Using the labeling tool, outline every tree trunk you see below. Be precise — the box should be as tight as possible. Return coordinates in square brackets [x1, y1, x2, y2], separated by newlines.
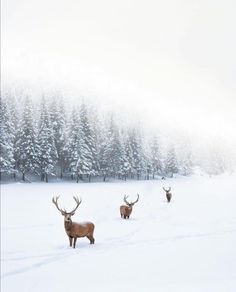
[45, 173, 48, 183]
[22, 172, 25, 181]
[60, 164, 63, 179]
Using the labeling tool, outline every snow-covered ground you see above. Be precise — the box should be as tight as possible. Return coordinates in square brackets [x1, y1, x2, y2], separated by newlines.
[1, 174, 236, 292]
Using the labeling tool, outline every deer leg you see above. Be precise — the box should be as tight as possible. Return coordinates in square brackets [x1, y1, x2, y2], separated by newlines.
[69, 236, 73, 247]
[87, 235, 95, 244]
[73, 237, 77, 248]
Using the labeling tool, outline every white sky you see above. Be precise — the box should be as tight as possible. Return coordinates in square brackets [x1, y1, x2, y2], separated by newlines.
[2, 0, 236, 140]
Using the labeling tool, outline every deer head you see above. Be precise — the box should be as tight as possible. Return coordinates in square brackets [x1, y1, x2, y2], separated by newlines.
[163, 187, 171, 193]
[52, 195, 82, 222]
[123, 194, 139, 207]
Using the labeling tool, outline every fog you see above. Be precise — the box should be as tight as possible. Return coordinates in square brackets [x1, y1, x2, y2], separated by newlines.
[2, 0, 236, 143]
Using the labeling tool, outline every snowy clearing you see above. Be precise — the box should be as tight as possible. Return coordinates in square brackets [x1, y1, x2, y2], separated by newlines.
[1, 174, 236, 292]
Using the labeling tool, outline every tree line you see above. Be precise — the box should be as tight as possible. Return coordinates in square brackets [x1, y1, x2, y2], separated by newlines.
[0, 93, 228, 182]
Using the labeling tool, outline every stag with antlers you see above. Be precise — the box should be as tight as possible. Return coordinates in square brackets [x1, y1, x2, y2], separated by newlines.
[163, 187, 172, 203]
[120, 194, 139, 219]
[52, 196, 95, 248]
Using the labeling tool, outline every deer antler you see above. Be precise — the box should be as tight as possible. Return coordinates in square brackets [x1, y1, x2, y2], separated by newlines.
[67, 196, 82, 215]
[124, 194, 139, 205]
[52, 196, 65, 214]
[52, 196, 82, 215]
[124, 195, 130, 205]
[163, 187, 171, 192]
[132, 194, 139, 204]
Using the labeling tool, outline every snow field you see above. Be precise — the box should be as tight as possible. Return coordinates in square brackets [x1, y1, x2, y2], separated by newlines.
[1, 174, 236, 292]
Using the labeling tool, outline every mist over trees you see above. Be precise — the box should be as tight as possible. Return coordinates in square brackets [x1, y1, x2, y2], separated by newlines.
[0, 92, 235, 182]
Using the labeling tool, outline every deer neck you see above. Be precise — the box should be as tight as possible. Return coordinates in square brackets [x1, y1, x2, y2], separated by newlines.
[64, 219, 73, 231]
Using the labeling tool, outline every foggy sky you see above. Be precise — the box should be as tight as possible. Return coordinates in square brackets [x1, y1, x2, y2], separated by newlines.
[2, 0, 236, 140]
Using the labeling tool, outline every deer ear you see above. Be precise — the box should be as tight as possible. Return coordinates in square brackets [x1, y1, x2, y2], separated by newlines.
[61, 211, 65, 216]
[71, 212, 75, 216]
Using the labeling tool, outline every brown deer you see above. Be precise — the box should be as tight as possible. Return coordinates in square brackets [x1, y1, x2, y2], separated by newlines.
[52, 196, 95, 248]
[163, 187, 172, 202]
[120, 194, 139, 219]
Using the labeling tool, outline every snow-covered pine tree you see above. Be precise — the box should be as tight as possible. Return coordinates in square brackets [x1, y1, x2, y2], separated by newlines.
[142, 147, 152, 180]
[88, 105, 101, 178]
[6, 94, 19, 179]
[49, 96, 67, 178]
[124, 131, 135, 179]
[119, 130, 131, 180]
[164, 144, 178, 177]
[98, 126, 111, 181]
[65, 107, 82, 181]
[38, 96, 58, 182]
[99, 116, 124, 181]
[77, 103, 98, 182]
[127, 128, 144, 180]
[14, 96, 39, 181]
[150, 135, 163, 179]
[178, 149, 193, 176]
[0, 98, 15, 179]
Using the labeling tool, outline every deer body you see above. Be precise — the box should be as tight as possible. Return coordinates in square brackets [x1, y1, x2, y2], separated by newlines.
[163, 187, 172, 203]
[120, 194, 139, 219]
[64, 220, 95, 248]
[120, 205, 133, 219]
[52, 196, 95, 248]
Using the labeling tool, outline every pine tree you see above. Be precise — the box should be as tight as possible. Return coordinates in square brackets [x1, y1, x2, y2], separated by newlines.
[65, 108, 82, 181]
[77, 103, 98, 181]
[119, 130, 131, 180]
[0, 98, 15, 179]
[7, 94, 19, 178]
[98, 116, 124, 181]
[98, 119, 113, 181]
[108, 117, 123, 177]
[49, 97, 67, 178]
[178, 150, 193, 176]
[150, 136, 163, 178]
[164, 145, 178, 177]
[128, 128, 144, 180]
[124, 132, 135, 179]
[38, 97, 58, 182]
[15, 96, 39, 181]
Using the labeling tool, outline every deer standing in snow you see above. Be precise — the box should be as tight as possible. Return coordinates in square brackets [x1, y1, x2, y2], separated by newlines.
[120, 194, 139, 219]
[163, 187, 172, 202]
[52, 196, 95, 248]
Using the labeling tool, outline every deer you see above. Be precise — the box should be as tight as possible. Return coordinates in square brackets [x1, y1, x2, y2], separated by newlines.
[120, 194, 139, 219]
[52, 196, 95, 248]
[163, 187, 172, 202]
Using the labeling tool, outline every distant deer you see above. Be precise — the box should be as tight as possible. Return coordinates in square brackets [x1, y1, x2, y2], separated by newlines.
[120, 194, 139, 219]
[163, 187, 172, 202]
[52, 196, 95, 248]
